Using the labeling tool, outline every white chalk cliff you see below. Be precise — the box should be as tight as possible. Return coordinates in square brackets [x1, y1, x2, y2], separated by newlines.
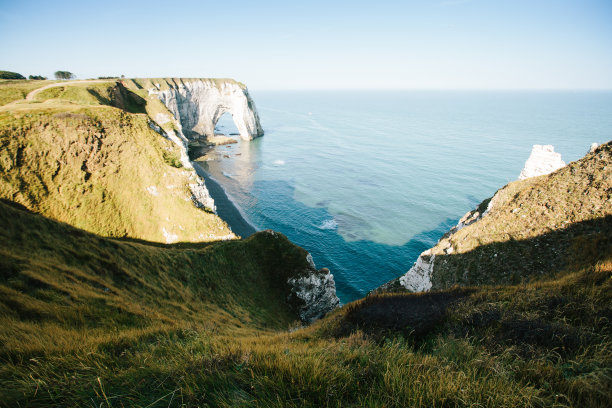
[258, 230, 339, 323]
[152, 79, 264, 141]
[287, 249, 340, 323]
[148, 81, 338, 321]
[518, 145, 565, 180]
[147, 79, 264, 214]
[399, 253, 435, 292]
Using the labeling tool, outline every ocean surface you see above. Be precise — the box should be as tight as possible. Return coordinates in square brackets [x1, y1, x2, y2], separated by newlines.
[194, 91, 612, 303]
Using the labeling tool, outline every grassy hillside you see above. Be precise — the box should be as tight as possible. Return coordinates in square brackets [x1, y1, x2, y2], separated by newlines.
[1, 199, 610, 407]
[430, 142, 611, 288]
[383, 142, 611, 292]
[0, 81, 234, 243]
[0, 79, 57, 106]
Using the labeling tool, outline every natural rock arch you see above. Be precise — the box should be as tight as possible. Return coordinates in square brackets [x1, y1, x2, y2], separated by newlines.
[214, 111, 240, 135]
[156, 79, 264, 141]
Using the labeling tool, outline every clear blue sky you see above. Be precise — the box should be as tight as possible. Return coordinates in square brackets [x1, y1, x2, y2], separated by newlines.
[1, 0, 611, 90]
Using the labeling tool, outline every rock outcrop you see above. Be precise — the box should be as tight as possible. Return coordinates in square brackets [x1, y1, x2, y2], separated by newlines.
[288, 253, 341, 323]
[399, 253, 435, 292]
[152, 78, 264, 141]
[518, 144, 565, 180]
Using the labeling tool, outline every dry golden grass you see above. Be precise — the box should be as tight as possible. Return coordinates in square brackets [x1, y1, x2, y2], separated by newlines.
[0, 79, 58, 106]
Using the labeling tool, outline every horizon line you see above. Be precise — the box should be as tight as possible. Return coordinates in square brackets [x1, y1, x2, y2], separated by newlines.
[247, 87, 612, 92]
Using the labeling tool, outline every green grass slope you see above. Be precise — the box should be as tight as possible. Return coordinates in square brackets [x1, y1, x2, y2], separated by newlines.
[1, 199, 610, 407]
[0, 199, 311, 404]
[321, 251, 611, 407]
[0, 81, 233, 242]
[0, 79, 57, 106]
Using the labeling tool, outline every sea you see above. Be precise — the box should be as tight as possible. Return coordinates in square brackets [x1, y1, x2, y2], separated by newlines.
[193, 91, 612, 303]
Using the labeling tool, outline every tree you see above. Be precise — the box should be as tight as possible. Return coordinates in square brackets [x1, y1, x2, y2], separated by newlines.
[54, 71, 75, 80]
[0, 70, 26, 79]
[29, 75, 47, 80]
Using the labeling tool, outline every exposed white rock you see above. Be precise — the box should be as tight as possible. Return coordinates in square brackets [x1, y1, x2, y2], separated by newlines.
[146, 79, 266, 223]
[518, 145, 565, 180]
[162, 227, 178, 244]
[156, 79, 264, 141]
[287, 251, 340, 323]
[306, 253, 316, 269]
[399, 252, 435, 292]
[589, 143, 599, 153]
[155, 113, 171, 125]
[148, 120, 162, 134]
[189, 180, 215, 213]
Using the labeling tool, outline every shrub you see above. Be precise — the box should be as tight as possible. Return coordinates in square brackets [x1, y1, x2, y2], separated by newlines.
[54, 71, 75, 80]
[0, 70, 26, 79]
[163, 151, 183, 168]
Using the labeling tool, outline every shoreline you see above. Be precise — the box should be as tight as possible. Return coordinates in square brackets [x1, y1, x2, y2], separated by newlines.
[192, 160, 258, 239]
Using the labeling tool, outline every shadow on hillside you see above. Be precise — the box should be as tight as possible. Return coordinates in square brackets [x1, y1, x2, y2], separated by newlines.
[0, 199, 233, 250]
[87, 83, 146, 114]
[431, 214, 612, 289]
[336, 214, 611, 346]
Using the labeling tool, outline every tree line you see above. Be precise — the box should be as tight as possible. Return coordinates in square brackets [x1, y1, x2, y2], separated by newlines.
[0, 70, 76, 80]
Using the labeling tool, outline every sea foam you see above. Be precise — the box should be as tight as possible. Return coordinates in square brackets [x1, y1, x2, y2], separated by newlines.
[318, 219, 338, 230]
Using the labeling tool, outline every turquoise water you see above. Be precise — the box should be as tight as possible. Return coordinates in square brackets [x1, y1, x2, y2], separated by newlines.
[199, 91, 612, 303]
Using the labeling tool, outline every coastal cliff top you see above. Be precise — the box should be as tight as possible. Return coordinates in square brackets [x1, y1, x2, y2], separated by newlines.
[130, 77, 248, 91]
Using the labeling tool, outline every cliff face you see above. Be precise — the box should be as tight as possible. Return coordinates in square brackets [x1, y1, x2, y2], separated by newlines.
[151, 78, 264, 141]
[288, 253, 340, 322]
[383, 141, 611, 293]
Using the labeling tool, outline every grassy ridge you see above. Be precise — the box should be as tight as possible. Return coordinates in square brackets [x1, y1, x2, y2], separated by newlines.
[380, 142, 612, 293]
[0, 82, 233, 243]
[428, 142, 612, 288]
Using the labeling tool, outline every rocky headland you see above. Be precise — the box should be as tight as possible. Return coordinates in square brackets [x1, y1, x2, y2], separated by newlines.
[381, 141, 611, 293]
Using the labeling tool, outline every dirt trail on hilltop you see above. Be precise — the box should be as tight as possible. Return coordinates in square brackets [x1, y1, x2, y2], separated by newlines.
[25, 79, 112, 101]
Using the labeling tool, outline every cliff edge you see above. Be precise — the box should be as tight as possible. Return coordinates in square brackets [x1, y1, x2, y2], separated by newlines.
[381, 141, 611, 293]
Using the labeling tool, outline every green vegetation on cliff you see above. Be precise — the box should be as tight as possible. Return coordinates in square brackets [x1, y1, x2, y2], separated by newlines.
[0, 80, 233, 243]
[0, 79, 57, 106]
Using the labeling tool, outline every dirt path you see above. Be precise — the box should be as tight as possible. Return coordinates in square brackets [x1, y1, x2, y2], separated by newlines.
[25, 80, 112, 101]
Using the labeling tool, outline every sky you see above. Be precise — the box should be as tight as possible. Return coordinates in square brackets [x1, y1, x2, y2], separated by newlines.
[1, 0, 611, 90]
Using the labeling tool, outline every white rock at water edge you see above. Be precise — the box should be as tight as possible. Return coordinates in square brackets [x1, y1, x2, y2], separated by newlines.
[399, 252, 435, 292]
[288, 253, 340, 323]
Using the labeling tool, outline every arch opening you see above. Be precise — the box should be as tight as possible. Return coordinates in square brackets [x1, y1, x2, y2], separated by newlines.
[214, 111, 240, 138]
